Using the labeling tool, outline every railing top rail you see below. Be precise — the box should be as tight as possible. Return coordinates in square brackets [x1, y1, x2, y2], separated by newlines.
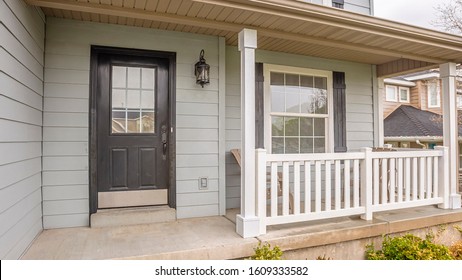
[371, 150, 444, 159]
[266, 152, 365, 162]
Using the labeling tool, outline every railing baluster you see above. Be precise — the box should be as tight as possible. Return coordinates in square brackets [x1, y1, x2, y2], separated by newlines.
[271, 162, 278, 217]
[433, 157, 439, 198]
[315, 161, 322, 212]
[294, 161, 300, 215]
[373, 158, 379, 205]
[381, 158, 388, 204]
[304, 161, 311, 214]
[282, 162, 290, 216]
[335, 160, 341, 210]
[397, 158, 403, 203]
[344, 159, 350, 209]
[427, 157, 433, 199]
[405, 157, 411, 202]
[412, 157, 418, 201]
[354, 159, 360, 207]
[389, 159, 396, 203]
[325, 160, 332, 211]
[419, 157, 426, 199]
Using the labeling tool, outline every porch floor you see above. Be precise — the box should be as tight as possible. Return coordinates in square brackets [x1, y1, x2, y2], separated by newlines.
[22, 206, 462, 260]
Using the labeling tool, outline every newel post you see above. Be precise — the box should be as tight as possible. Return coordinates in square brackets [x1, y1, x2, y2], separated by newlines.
[256, 149, 267, 235]
[440, 63, 462, 209]
[435, 146, 450, 209]
[360, 147, 373, 220]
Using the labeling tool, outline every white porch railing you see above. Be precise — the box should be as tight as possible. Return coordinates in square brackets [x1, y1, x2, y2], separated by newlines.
[256, 147, 449, 235]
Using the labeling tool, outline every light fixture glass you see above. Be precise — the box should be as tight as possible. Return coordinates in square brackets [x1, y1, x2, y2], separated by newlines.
[195, 49, 210, 88]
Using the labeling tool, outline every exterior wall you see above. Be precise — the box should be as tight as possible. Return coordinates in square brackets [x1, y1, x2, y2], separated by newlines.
[225, 46, 375, 209]
[301, 0, 373, 14]
[383, 80, 444, 119]
[345, 0, 373, 15]
[0, 0, 45, 259]
[43, 18, 223, 228]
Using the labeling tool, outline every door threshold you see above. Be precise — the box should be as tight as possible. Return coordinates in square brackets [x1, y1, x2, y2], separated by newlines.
[90, 205, 176, 228]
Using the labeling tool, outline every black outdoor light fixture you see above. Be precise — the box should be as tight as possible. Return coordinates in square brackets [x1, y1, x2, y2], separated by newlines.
[195, 49, 210, 88]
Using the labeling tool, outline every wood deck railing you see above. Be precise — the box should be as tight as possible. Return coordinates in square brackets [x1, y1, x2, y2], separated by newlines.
[256, 147, 449, 234]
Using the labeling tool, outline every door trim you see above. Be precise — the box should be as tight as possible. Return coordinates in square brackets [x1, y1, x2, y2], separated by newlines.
[89, 46, 176, 214]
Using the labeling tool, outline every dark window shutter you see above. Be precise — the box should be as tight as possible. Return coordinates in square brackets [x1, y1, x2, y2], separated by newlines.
[255, 63, 264, 149]
[333, 71, 347, 152]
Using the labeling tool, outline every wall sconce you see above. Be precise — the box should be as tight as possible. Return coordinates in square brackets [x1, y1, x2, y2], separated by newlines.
[195, 49, 210, 88]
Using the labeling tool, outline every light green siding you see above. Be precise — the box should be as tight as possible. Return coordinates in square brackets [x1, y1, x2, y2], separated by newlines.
[42, 18, 223, 227]
[0, 0, 45, 259]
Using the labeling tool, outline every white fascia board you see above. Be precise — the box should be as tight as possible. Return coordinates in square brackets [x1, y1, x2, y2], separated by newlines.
[404, 72, 440, 81]
[384, 78, 416, 87]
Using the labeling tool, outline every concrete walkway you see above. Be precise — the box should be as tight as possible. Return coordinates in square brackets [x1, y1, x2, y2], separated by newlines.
[22, 207, 462, 260]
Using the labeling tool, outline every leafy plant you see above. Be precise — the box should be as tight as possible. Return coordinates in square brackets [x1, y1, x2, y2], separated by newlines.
[365, 234, 453, 260]
[249, 242, 283, 260]
[449, 241, 462, 260]
[454, 225, 462, 237]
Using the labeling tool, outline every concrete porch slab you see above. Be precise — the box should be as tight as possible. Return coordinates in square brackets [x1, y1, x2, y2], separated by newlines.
[22, 206, 462, 260]
[22, 216, 257, 260]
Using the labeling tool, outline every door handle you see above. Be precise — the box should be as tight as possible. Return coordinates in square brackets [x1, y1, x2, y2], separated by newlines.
[161, 125, 167, 160]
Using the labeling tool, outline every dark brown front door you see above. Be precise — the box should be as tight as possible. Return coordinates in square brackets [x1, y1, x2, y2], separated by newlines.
[94, 50, 170, 209]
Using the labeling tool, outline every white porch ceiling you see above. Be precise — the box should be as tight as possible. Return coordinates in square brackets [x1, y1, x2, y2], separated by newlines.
[25, 0, 462, 76]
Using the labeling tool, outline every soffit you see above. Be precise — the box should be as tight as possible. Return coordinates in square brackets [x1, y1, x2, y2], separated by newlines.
[26, 0, 462, 70]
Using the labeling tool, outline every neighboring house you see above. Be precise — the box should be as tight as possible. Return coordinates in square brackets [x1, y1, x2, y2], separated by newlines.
[383, 70, 462, 170]
[2, 0, 462, 259]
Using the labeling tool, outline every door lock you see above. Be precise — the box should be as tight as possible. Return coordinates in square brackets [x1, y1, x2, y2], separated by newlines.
[161, 125, 168, 160]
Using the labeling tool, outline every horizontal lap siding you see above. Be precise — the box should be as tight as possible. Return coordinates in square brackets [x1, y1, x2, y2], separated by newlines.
[0, 0, 44, 259]
[43, 18, 221, 226]
[224, 47, 374, 209]
[345, 0, 373, 15]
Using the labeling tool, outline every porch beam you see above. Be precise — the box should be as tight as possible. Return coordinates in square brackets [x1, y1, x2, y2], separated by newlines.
[236, 28, 260, 238]
[25, 0, 447, 64]
[377, 59, 436, 78]
[440, 62, 462, 209]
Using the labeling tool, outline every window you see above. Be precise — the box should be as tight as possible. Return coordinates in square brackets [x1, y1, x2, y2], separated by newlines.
[399, 87, 410, 103]
[427, 80, 441, 108]
[457, 95, 462, 108]
[111, 66, 156, 133]
[332, 0, 344, 8]
[386, 85, 398, 102]
[386, 85, 410, 103]
[264, 65, 333, 154]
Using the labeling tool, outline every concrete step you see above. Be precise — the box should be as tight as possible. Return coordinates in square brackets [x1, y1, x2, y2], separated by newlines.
[90, 206, 176, 228]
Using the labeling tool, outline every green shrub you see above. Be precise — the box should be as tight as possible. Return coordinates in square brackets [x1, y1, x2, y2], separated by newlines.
[449, 240, 462, 260]
[249, 242, 283, 260]
[365, 234, 453, 260]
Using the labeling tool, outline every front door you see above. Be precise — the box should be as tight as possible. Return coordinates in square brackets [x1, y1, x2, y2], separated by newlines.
[92, 47, 173, 209]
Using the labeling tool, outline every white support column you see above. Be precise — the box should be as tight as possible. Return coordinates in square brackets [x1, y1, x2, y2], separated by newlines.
[375, 74, 385, 147]
[236, 28, 260, 238]
[440, 62, 462, 209]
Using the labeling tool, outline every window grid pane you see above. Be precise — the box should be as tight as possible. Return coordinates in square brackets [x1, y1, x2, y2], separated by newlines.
[270, 71, 328, 154]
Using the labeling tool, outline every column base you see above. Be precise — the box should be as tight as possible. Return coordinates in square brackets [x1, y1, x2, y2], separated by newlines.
[450, 194, 462, 209]
[236, 214, 261, 238]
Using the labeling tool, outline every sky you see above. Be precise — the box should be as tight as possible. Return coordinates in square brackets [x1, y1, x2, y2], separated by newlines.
[374, 0, 452, 31]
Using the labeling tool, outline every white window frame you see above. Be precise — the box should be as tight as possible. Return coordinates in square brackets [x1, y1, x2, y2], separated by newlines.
[427, 80, 441, 108]
[398, 87, 410, 103]
[263, 64, 334, 154]
[385, 85, 398, 102]
[457, 95, 462, 109]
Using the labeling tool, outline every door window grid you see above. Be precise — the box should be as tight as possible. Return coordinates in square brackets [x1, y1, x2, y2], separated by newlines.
[111, 66, 156, 133]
